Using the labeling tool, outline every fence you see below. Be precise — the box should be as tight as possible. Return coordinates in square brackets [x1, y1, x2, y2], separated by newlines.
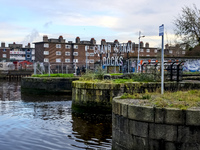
[141, 61, 184, 82]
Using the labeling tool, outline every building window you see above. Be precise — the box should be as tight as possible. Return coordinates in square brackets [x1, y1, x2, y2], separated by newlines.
[140, 49, 144, 52]
[146, 49, 150, 53]
[3, 49, 6, 52]
[56, 51, 61, 55]
[146, 55, 150, 57]
[56, 58, 61, 62]
[108, 44, 111, 51]
[2, 54, 6, 58]
[182, 51, 185, 55]
[169, 50, 173, 54]
[65, 59, 70, 63]
[90, 46, 94, 50]
[44, 43, 49, 48]
[44, 58, 49, 62]
[74, 45, 78, 49]
[56, 44, 61, 48]
[90, 53, 94, 56]
[65, 52, 70, 56]
[90, 59, 94, 63]
[65, 45, 71, 49]
[73, 59, 78, 63]
[154, 49, 157, 53]
[44, 51, 49, 55]
[73, 52, 78, 56]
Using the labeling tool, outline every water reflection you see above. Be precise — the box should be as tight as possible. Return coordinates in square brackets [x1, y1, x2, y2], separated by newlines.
[71, 113, 112, 149]
[0, 80, 112, 150]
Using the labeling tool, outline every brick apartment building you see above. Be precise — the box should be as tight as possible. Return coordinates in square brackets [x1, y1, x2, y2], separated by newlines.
[0, 42, 10, 62]
[9, 42, 35, 62]
[34, 35, 159, 66]
[34, 35, 187, 72]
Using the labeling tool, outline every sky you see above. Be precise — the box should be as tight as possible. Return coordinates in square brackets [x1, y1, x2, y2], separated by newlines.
[0, 0, 200, 48]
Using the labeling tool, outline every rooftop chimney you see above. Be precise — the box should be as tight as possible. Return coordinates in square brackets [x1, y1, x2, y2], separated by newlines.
[1, 42, 5, 47]
[90, 38, 96, 45]
[43, 35, 48, 42]
[76, 37, 80, 43]
[101, 39, 106, 45]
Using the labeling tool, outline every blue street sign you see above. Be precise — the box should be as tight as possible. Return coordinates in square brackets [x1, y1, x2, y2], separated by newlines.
[159, 24, 164, 36]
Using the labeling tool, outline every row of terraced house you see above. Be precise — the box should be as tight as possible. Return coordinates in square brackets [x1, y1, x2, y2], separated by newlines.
[0, 35, 186, 71]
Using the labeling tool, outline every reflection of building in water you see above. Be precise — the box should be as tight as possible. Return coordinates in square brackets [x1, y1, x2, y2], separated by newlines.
[72, 113, 112, 146]
[0, 81, 21, 101]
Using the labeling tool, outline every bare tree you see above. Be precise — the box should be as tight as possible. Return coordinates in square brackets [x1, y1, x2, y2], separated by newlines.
[174, 4, 200, 48]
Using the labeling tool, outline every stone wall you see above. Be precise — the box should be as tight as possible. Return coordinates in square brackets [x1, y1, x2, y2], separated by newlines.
[72, 82, 123, 114]
[21, 77, 79, 94]
[112, 97, 200, 150]
[72, 81, 200, 114]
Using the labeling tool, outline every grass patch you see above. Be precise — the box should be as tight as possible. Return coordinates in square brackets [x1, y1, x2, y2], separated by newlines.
[112, 78, 134, 83]
[32, 73, 74, 77]
[120, 90, 200, 110]
[109, 73, 123, 76]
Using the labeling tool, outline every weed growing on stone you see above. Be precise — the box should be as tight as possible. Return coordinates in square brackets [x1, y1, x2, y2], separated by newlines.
[32, 73, 74, 77]
[120, 90, 200, 110]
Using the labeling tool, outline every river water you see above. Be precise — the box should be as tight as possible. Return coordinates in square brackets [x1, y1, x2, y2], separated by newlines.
[0, 80, 112, 150]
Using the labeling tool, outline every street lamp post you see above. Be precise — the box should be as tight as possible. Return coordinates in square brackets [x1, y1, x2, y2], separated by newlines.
[137, 31, 145, 73]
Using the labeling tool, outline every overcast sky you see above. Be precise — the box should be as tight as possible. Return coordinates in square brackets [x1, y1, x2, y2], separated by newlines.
[0, 0, 200, 48]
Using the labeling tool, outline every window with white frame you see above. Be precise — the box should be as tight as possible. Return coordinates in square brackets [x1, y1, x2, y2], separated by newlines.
[146, 49, 150, 53]
[65, 52, 70, 56]
[169, 50, 173, 54]
[90, 59, 94, 63]
[182, 51, 185, 55]
[44, 58, 49, 62]
[2, 54, 6, 58]
[56, 44, 61, 48]
[146, 55, 150, 57]
[154, 49, 157, 53]
[44, 51, 49, 55]
[74, 45, 78, 49]
[90, 53, 94, 56]
[140, 49, 144, 52]
[65, 45, 71, 49]
[56, 58, 61, 62]
[65, 59, 70, 63]
[56, 51, 61, 55]
[73, 52, 78, 56]
[44, 43, 49, 48]
[73, 59, 78, 63]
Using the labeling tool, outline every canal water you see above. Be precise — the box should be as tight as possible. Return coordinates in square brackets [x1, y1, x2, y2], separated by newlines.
[0, 80, 112, 150]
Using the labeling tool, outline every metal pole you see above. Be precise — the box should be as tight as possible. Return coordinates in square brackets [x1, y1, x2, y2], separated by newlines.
[86, 48, 87, 72]
[137, 31, 141, 73]
[34, 62, 36, 75]
[48, 62, 50, 76]
[161, 24, 164, 94]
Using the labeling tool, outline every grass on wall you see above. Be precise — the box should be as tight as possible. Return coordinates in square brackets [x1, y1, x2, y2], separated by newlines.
[32, 73, 74, 77]
[120, 90, 200, 110]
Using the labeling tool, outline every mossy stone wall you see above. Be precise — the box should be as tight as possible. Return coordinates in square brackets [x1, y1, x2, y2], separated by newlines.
[112, 97, 200, 150]
[21, 77, 79, 94]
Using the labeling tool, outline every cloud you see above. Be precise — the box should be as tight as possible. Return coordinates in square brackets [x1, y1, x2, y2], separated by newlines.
[44, 21, 52, 28]
[21, 29, 39, 45]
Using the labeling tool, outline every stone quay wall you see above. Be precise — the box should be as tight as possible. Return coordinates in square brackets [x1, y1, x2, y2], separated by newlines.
[72, 82, 123, 114]
[112, 97, 200, 150]
[21, 77, 79, 94]
[72, 81, 200, 114]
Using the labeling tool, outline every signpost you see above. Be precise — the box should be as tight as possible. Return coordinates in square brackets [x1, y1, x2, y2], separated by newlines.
[159, 24, 164, 94]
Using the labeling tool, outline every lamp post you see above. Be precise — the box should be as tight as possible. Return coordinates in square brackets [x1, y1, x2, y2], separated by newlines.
[137, 31, 145, 73]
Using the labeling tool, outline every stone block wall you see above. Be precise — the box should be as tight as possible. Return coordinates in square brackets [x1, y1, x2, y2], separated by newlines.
[72, 82, 123, 114]
[21, 77, 79, 94]
[112, 97, 200, 150]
